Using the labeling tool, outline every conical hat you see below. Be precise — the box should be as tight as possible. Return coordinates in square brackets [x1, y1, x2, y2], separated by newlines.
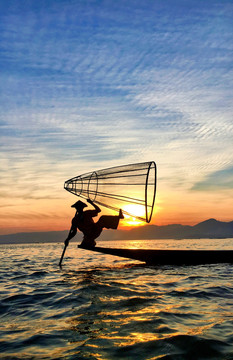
[71, 200, 87, 210]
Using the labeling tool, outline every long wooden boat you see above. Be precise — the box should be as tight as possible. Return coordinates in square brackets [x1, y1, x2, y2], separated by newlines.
[78, 245, 233, 265]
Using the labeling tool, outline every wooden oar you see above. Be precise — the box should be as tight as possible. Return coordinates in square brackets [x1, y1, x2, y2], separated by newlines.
[59, 240, 69, 267]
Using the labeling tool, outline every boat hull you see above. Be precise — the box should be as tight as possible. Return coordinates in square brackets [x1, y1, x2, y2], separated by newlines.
[78, 246, 233, 265]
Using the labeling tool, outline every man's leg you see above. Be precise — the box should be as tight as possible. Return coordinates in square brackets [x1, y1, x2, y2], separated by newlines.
[79, 236, 97, 248]
[97, 210, 124, 230]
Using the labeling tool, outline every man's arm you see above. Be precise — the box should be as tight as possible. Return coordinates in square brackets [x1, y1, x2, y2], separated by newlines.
[87, 198, 101, 213]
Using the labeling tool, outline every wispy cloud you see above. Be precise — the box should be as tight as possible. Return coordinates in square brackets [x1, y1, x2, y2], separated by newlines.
[192, 166, 233, 191]
[0, 0, 233, 231]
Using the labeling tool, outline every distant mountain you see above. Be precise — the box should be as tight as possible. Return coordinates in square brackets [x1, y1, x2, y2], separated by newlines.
[101, 218, 233, 241]
[0, 230, 72, 244]
[0, 219, 232, 244]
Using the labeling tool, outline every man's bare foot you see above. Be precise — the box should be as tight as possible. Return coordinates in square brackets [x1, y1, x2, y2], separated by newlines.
[119, 209, 124, 219]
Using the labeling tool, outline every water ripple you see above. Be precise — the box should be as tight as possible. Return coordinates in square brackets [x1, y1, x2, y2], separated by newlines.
[1, 242, 233, 359]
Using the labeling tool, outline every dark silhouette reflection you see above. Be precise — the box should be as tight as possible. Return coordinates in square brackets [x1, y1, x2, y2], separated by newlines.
[65, 199, 124, 248]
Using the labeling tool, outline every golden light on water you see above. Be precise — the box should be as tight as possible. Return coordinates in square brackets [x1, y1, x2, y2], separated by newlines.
[2, 241, 233, 359]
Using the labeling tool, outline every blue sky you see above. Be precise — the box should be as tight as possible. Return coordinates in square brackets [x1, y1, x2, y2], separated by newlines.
[0, 0, 232, 233]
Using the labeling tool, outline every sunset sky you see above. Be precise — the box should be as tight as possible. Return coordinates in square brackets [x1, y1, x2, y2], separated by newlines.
[1, 0, 232, 235]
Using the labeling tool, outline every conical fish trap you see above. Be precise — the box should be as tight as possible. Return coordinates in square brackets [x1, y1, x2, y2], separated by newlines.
[64, 161, 156, 223]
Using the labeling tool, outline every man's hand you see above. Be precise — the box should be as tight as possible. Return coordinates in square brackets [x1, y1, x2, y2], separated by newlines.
[87, 198, 101, 213]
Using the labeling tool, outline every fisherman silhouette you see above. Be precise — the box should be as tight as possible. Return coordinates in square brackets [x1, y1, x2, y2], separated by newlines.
[65, 199, 124, 248]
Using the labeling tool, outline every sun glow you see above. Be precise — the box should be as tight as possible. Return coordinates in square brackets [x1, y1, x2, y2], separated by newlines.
[121, 204, 146, 227]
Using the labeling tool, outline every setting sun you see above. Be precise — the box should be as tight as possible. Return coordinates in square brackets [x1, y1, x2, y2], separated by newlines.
[121, 204, 146, 227]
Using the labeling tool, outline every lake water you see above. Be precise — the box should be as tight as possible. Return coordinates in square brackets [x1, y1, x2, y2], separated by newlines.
[1, 239, 233, 359]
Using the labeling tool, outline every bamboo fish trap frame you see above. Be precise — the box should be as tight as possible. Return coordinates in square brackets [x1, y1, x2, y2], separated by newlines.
[64, 161, 156, 223]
